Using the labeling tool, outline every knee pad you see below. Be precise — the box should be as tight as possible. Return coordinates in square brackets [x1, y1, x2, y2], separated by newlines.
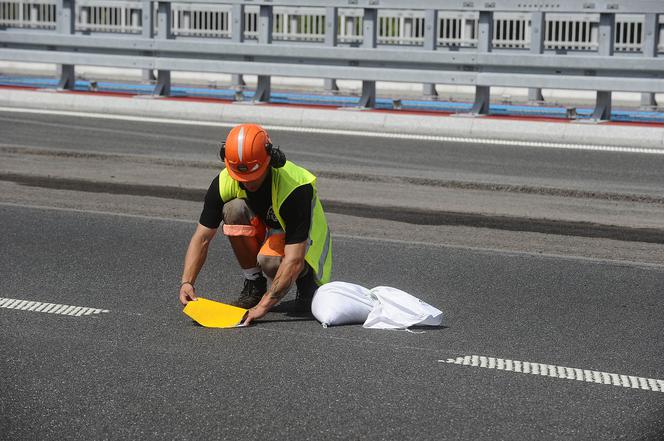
[222, 224, 257, 237]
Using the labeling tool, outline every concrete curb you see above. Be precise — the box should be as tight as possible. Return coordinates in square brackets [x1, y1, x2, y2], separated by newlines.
[2, 88, 664, 149]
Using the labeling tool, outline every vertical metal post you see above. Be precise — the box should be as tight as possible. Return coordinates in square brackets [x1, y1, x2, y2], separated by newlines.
[359, 8, 377, 108]
[152, 1, 171, 96]
[641, 13, 659, 109]
[231, 3, 245, 92]
[55, 0, 75, 90]
[254, 4, 273, 102]
[141, 0, 156, 83]
[324, 6, 339, 94]
[528, 11, 544, 103]
[79, 6, 89, 35]
[591, 13, 615, 120]
[471, 10, 492, 115]
[422, 9, 438, 98]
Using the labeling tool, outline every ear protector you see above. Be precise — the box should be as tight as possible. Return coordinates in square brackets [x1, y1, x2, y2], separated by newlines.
[218, 139, 286, 168]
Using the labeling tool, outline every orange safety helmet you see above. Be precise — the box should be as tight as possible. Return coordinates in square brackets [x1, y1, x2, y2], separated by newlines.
[223, 124, 272, 182]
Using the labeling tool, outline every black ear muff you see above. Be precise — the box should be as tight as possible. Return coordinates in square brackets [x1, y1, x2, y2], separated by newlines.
[218, 142, 226, 162]
[266, 142, 286, 168]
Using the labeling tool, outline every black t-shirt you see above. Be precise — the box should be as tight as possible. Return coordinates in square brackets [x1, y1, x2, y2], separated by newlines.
[199, 170, 313, 245]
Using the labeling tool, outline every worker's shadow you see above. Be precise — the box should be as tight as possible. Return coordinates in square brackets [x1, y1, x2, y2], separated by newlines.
[270, 299, 316, 320]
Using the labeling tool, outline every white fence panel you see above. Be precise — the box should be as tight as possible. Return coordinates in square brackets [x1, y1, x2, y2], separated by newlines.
[0, 0, 55, 29]
[0, 1, 660, 55]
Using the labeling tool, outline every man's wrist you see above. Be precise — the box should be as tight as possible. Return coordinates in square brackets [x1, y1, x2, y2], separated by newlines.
[180, 281, 194, 288]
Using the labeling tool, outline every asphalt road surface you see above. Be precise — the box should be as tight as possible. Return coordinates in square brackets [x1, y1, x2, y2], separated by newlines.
[1, 110, 664, 196]
[1, 109, 664, 440]
[2, 205, 663, 440]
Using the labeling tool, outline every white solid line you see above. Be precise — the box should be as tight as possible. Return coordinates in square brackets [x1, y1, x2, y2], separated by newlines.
[3, 202, 663, 272]
[2, 106, 662, 155]
[0, 202, 194, 226]
[439, 355, 664, 393]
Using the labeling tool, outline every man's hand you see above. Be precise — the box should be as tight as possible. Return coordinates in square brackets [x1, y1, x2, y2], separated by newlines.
[179, 282, 197, 305]
[242, 304, 269, 326]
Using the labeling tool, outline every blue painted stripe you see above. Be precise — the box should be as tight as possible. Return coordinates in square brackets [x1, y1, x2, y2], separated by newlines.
[2, 75, 663, 123]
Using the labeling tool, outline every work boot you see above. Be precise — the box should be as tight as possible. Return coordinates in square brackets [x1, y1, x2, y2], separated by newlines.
[293, 268, 318, 314]
[232, 275, 267, 309]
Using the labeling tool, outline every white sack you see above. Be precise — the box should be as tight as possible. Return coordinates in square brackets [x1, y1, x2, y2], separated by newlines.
[311, 281, 374, 327]
[363, 286, 443, 330]
[311, 282, 443, 330]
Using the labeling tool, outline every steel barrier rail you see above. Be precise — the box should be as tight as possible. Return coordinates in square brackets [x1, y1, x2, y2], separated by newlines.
[1, 0, 663, 119]
[1, 2, 659, 50]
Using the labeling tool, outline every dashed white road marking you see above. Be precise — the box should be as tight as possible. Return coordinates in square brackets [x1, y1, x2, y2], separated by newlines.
[0, 297, 109, 317]
[1, 106, 662, 155]
[440, 355, 664, 393]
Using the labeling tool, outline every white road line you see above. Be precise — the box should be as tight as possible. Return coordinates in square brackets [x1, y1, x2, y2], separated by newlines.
[1, 106, 662, 155]
[0, 297, 109, 317]
[41, 303, 56, 313]
[6, 299, 21, 309]
[3, 202, 664, 272]
[439, 355, 664, 393]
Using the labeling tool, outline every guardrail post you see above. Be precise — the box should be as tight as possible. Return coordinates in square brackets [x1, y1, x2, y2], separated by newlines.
[231, 4, 245, 93]
[79, 5, 89, 35]
[471, 10, 492, 115]
[254, 4, 273, 102]
[55, 0, 75, 90]
[591, 13, 615, 121]
[152, 1, 172, 96]
[640, 13, 659, 109]
[528, 11, 544, 103]
[359, 7, 377, 108]
[141, 1, 156, 84]
[324, 6, 339, 94]
[422, 9, 438, 98]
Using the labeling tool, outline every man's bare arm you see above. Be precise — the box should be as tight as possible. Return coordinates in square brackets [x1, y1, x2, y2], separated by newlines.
[242, 241, 306, 324]
[179, 223, 217, 305]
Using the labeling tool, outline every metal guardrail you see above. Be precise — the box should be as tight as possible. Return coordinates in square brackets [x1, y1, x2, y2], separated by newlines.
[0, 0, 663, 119]
[1, 1, 661, 50]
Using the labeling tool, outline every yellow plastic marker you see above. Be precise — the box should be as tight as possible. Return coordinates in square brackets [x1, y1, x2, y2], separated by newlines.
[183, 297, 248, 328]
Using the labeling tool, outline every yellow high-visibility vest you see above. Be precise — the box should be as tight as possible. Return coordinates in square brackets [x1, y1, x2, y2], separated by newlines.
[218, 161, 332, 285]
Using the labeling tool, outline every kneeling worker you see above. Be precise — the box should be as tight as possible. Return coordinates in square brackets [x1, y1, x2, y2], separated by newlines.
[178, 123, 332, 325]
